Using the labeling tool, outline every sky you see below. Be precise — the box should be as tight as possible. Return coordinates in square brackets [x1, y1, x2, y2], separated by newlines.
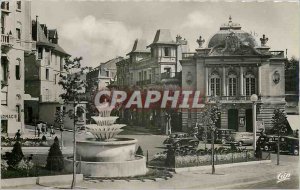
[31, 0, 300, 68]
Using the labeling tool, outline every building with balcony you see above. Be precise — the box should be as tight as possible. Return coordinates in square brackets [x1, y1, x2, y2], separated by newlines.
[181, 17, 287, 133]
[1, 1, 33, 136]
[115, 29, 189, 133]
[24, 16, 70, 126]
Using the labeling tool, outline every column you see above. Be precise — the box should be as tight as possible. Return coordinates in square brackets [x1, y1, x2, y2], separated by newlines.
[205, 67, 209, 96]
[240, 67, 244, 96]
[222, 67, 226, 96]
[258, 67, 261, 95]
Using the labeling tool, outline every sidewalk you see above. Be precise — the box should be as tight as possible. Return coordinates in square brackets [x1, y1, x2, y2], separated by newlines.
[7, 155, 298, 189]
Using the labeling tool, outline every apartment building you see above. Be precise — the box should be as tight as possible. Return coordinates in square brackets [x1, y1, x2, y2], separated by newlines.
[1, 1, 33, 136]
[24, 16, 70, 126]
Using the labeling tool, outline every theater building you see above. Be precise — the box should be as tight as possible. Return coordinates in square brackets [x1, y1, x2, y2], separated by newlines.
[181, 17, 286, 133]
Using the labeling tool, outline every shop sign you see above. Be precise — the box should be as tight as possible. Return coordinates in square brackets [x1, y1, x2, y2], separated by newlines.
[1, 114, 17, 120]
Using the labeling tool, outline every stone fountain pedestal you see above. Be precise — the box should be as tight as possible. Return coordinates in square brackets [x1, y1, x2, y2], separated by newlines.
[64, 105, 147, 177]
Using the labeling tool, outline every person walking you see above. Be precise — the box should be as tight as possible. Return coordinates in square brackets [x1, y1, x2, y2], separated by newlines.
[15, 129, 21, 141]
[50, 125, 55, 137]
[37, 123, 41, 137]
[42, 123, 46, 135]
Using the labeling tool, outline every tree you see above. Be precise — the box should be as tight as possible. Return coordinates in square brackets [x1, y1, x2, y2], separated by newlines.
[6, 141, 24, 168]
[46, 137, 64, 171]
[54, 109, 65, 148]
[271, 109, 289, 165]
[136, 146, 144, 156]
[58, 57, 88, 188]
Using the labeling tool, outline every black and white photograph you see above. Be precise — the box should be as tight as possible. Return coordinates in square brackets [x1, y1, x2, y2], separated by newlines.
[1, 0, 299, 189]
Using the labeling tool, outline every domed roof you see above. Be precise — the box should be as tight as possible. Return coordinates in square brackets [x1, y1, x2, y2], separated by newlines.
[208, 17, 258, 48]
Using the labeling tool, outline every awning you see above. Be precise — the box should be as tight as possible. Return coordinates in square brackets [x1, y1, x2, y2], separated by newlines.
[287, 115, 300, 131]
[1, 106, 18, 120]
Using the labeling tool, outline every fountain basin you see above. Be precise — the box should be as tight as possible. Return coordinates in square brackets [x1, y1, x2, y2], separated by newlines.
[64, 156, 147, 177]
[77, 138, 137, 162]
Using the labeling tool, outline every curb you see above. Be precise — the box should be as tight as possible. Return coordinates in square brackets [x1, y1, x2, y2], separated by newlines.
[174, 159, 271, 173]
[1, 174, 83, 188]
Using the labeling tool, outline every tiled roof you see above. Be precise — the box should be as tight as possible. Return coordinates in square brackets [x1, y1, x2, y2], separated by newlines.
[148, 29, 177, 47]
[127, 39, 150, 55]
[35, 21, 69, 56]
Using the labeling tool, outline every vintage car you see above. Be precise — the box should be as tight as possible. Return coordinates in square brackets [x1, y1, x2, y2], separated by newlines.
[258, 135, 278, 151]
[231, 132, 254, 146]
[163, 132, 199, 148]
[274, 136, 299, 156]
[198, 127, 235, 144]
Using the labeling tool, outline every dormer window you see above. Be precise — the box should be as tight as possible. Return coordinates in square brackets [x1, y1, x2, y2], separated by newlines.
[164, 47, 170, 57]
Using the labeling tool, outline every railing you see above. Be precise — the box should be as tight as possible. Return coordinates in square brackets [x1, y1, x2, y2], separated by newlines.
[1, 34, 13, 46]
[182, 53, 195, 59]
[270, 51, 284, 58]
[206, 95, 259, 102]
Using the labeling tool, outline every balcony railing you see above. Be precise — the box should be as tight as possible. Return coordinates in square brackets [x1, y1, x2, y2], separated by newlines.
[206, 95, 258, 103]
[270, 51, 284, 58]
[182, 53, 195, 59]
[1, 34, 13, 46]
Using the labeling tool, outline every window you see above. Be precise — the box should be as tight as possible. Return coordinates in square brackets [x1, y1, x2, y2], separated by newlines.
[1, 58, 8, 82]
[106, 71, 109, 77]
[16, 1, 21, 10]
[228, 73, 238, 96]
[1, 2, 9, 11]
[15, 65, 20, 80]
[45, 89, 50, 101]
[245, 73, 256, 96]
[164, 47, 170, 56]
[1, 120, 8, 133]
[54, 74, 56, 84]
[16, 28, 21, 40]
[46, 69, 49, 80]
[16, 105, 21, 122]
[1, 16, 5, 34]
[210, 72, 221, 96]
[144, 71, 147, 80]
[38, 47, 43, 59]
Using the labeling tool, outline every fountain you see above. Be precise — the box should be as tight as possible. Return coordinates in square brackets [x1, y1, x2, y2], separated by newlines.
[64, 104, 147, 177]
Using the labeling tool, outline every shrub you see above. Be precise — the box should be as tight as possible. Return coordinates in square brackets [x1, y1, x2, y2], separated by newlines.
[136, 146, 144, 156]
[1, 159, 8, 171]
[7, 141, 24, 168]
[46, 137, 64, 171]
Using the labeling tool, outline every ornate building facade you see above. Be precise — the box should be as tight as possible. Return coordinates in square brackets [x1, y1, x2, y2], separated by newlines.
[181, 18, 286, 133]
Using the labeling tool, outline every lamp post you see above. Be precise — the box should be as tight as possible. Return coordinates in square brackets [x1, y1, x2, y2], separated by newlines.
[250, 94, 258, 151]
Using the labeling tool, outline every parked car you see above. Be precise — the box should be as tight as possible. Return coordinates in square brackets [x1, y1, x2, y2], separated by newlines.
[259, 135, 278, 151]
[163, 132, 199, 148]
[274, 136, 299, 156]
[231, 132, 254, 146]
[198, 127, 235, 144]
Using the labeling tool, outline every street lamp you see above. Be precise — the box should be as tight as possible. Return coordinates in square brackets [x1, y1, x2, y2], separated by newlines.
[250, 94, 258, 151]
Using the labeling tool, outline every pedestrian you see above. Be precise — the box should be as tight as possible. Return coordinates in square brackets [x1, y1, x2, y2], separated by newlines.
[37, 123, 41, 137]
[50, 125, 55, 137]
[15, 129, 21, 141]
[42, 123, 46, 135]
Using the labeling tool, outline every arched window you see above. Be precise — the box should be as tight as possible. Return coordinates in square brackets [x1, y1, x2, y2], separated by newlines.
[228, 72, 238, 96]
[210, 71, 221, 96]
[245, 72, 256, 95]
[16, 58, 21, 80]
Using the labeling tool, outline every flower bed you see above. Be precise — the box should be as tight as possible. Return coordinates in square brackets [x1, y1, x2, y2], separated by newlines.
[1, 136, 50, 147]
[149, 147, 258, 168]
[175, 151, 255, 168]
